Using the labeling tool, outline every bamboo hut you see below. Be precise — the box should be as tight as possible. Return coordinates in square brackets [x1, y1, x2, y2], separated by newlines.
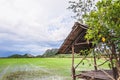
[58, 22, 118, 80]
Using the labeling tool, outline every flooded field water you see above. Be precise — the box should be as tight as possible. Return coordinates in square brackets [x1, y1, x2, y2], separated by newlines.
[0, 58, 107, 80]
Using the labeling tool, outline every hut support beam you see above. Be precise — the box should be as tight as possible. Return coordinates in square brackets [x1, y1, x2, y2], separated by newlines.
[72, 45, 76, 80]
[93, 51, 97, 71]
[75, 54, 87, 69]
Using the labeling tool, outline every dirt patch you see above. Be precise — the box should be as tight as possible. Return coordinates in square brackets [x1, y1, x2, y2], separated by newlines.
[2, 70, 50, 80]
[2, 70, 70, 80]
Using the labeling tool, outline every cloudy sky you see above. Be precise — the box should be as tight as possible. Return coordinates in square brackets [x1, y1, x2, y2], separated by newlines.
[0, 0, 75, 57]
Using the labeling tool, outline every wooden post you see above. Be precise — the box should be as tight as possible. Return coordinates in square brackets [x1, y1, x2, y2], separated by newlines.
[93, 50, 97, 71]
[72, 45, 76, 80]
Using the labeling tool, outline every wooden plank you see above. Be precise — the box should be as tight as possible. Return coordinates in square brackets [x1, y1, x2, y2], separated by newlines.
[76, 70, 114, 80]
[74, 42, 92, 45]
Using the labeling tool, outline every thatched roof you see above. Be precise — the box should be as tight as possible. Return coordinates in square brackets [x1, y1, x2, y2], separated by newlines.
[58, 22, 92, 54]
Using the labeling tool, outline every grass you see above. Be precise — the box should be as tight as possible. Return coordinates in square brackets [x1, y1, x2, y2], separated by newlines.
[0, 58, 110, 80]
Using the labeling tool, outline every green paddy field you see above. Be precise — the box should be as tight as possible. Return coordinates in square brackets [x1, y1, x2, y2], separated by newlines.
[0, 58, 109, 80]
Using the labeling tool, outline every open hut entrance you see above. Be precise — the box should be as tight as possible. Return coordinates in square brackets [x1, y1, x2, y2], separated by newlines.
[58, 22, 119, 80]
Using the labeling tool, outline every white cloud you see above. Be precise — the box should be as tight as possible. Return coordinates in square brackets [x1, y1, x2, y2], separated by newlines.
[0, 0, 75, 56]
[14, 44, 52, 55]
[47, 14, 74, 41]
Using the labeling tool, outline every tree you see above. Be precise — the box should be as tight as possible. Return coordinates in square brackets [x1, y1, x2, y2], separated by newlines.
[85, 1, 120, 79]
[68, 0, 96, 23]
[69, 0, 120, 79]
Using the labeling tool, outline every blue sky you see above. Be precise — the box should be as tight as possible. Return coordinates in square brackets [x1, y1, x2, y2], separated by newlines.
[0, 0, 75, 57]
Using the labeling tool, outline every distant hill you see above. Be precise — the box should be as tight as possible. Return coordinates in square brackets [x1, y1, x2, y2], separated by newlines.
[23, 54, 34, 58]
[43, 49, 58, 57]
[8, 54, 23, 58]
[8, 53, 34, 58]
[7, 49, 59, 58]
[36, 55, 43, 58]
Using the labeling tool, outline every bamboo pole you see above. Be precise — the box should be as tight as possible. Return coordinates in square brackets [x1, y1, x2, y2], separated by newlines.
[93, 50, 97, 71]
[75, 54, 88, 69]
[72, 45, 76, 80]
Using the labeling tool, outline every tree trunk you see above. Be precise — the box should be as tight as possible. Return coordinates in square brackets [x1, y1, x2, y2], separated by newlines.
[111, 43, 119, 80]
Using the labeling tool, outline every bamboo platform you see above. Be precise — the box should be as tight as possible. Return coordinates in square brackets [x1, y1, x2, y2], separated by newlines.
[76, 70, 113, 80]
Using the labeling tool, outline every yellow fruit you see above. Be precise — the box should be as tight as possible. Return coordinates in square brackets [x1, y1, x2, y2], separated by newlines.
[102, 37, 105, 42]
